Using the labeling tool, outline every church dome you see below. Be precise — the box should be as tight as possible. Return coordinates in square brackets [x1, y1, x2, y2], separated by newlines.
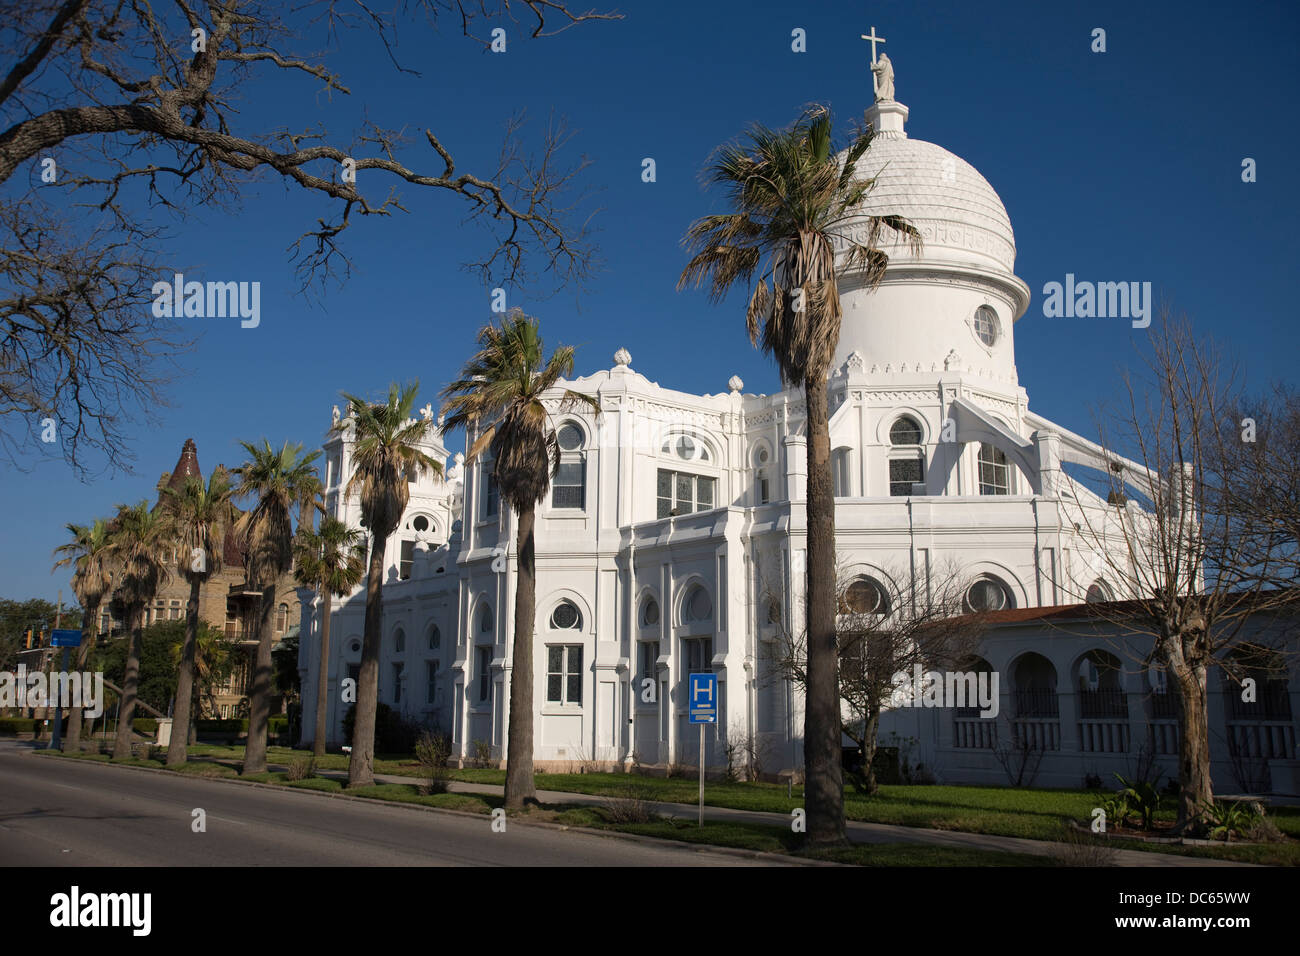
[836, 102, 1017, 276]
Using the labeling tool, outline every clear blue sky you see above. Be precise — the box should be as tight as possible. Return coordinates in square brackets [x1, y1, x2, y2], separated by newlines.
[6, 0, 1298, 604]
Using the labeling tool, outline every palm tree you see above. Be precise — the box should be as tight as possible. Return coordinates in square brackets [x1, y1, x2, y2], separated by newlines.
[678, 105, 921, 845]
[232, 440, 321, 775]
[335, 381, 442, 787]
[160, 470, 235, 766]
[51, 518, 116, 753]
[105, 501, 172, 760]
[294, 516, 366, 757]
[441, 310, 598, 808]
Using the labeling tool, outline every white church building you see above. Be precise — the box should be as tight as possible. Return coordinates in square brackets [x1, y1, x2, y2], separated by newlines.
[295, 67, 1298, 793]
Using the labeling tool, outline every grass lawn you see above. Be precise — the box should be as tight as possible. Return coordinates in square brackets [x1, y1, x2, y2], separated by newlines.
[45, 747, 1297, 864]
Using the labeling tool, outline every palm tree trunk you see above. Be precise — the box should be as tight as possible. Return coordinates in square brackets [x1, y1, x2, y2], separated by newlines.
[167, 576, 203, 767]
[504, 504, 537, 808]
[241, 584, 277, 775]
[112, 607, 144, 760]
[313, 589, 333, 758]
[348, 533, 386, 788]
[62, 600, 98, 754]
[802, 375, 846, 845]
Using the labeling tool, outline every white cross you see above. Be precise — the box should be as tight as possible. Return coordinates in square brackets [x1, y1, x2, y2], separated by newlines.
[861, 26, 886, 64]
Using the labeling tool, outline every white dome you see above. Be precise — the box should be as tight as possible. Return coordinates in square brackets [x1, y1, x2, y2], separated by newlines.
[836, 115, 1016, 276]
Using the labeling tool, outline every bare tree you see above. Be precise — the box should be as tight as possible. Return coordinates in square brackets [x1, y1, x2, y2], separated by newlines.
[0, 0, 615, 474]
[1064, 308, 1300, 832]
[762, 556, 987, 795]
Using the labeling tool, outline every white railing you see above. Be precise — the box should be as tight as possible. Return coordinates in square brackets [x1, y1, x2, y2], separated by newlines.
[1078, 719, 1129, 754]
[952, 718, 996, 749]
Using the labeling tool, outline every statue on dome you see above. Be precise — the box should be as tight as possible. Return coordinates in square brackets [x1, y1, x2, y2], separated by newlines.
[872, 52, 895, 103]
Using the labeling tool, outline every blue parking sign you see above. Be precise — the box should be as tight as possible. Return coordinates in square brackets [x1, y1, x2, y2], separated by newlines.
[688, 672, 717, 723]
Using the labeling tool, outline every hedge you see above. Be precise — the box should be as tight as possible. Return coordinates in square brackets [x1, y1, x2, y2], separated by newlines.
[0, 718, 38, 735]
[132, 718, 158, 734]
[194, 717, 290, 735]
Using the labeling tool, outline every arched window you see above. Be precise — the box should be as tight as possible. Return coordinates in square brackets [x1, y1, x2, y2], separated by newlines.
[641, 598, 659, 627]
[479, 604, 493, 634]
[394, 627, 406, 653]
[754, 446, 771, 505]
[427, 624, 441, 650]
[965, 576, 1013, 613]
[275, 603, 289, 633]
[683, 585, 712, 623]
[889, 417, 923, 446]
[549, 599, 582, 630]
[552, 423, 587, 510]
[1085, 580, 1112, 604]
[841, 577, 889, 615]
[888, 416, 924, 497]
[482, 458, 499, 518]
[978, 443, 1011, 495]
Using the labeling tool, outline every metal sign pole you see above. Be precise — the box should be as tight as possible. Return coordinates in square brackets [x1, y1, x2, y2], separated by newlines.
[49, 645, 70, 750]
[698, 722, 705, 827]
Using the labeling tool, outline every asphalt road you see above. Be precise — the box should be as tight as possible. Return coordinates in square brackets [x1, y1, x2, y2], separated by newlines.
[0, 744, 787, 867]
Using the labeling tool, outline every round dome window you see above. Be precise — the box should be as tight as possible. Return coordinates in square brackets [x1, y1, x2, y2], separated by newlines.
[974, 306, 999, 348]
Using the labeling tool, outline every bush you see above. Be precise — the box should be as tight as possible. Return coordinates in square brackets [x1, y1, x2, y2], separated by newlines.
[0, 718, 38, 735]
[600, 784, 656, 824]
[286, 757, 318, 781]
[341, 702, 423, 755]
[195, 719, 244, 735]
[132, 718, 158, 734]
[414, 731, 452, 795]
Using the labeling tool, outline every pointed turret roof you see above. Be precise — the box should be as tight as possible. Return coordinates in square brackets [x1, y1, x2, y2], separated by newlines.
[166, 438, 203, 491]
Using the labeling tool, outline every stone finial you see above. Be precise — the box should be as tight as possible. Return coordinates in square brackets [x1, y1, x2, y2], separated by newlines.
[728, 375, 744, 393]
[613, 347, 632, 367]
[420, 403, 434, 422]
[331, 405, 340, 426]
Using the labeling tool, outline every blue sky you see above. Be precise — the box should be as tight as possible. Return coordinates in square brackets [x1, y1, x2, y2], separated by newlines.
[6, 0, 1298, 604]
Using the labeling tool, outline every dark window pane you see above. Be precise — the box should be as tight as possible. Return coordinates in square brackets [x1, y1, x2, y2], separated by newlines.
[657, 470, 672, 496]
[548, 646, 563, 672]
[567, 674, 581, 704]
[547, 674, 562, 702]
[697, 479, 713, 508]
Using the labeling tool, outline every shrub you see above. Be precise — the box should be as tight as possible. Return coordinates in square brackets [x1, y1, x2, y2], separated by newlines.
[601, 783, 656, 824]
[286, 757, 318, 782]
[0, 718, 38, 735]
[414, 731, 452, 795]
[341, 702, 423, 755]
[132, 718, 158, 734]
[1051, 829, 1118, 867]
[1114, 773, 1162, 830]
[472, 738, 493, 769]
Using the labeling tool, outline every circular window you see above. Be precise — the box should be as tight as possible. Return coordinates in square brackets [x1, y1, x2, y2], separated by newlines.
[641, 599, 659, 627]
[843, 579, 887, 615]
[684, 586, 712, 622]
[557, 424, 584, 452]
[974, 306, 999, 347]
[889, 417, 923, 446]
[757, 447, 769, 465]
[349, 639, 361, 654]
[550, 600, 582, 630]
[966, 578, 1011, 612]
[412, 515, 429, 532]
[677, 436, 696, 459]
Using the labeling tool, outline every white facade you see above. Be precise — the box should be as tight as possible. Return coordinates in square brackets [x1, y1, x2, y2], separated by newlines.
[296, 94, 1159, 773]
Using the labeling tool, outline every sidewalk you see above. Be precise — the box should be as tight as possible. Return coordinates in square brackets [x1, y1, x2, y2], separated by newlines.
[257, 759, 1253, 868]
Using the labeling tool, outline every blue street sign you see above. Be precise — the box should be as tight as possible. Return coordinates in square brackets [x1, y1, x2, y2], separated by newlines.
[688, 672, 717, 723]
[50, 629, 83, 647]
